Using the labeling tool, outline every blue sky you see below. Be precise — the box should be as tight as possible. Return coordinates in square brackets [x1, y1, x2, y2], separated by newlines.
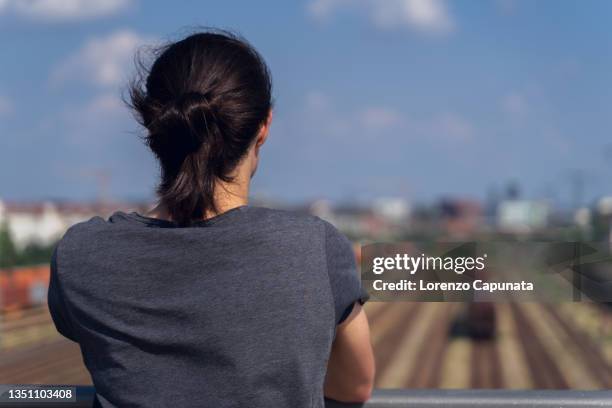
[1, 0, 612, 207]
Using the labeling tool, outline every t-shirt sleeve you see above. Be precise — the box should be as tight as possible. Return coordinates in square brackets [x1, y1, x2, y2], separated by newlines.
[48, 245, 78, 342]
[323, 221, 369, 325]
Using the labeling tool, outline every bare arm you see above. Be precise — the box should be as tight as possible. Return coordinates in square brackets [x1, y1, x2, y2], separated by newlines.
[324, 302, 375, 402]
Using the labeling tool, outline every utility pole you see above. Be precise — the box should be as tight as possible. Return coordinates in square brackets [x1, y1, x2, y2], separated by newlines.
[568, 169, 585, 210]
[94, 170, 111, 204]
[78, 169, 111, 204]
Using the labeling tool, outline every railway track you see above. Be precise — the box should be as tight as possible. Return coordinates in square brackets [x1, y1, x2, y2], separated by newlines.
[470, 339, 502, 388]
[367, 302, 611, 389]
[543, 303, 612, 386]
[509, 303, 568, 388]
[1, 302, 610, 389]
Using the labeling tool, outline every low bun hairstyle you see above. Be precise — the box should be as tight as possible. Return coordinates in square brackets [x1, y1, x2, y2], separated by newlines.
[129, 30, 272, 227]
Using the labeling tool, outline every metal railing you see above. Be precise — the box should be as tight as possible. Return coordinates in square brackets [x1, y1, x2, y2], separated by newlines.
[326, 389, 612, 407]
[16, 387, 612, 408]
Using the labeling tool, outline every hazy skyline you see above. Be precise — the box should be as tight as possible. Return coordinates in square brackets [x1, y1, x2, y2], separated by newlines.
[1, 0, 612, 207]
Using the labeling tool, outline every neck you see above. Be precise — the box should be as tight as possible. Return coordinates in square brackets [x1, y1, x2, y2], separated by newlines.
[209, 176, 250, 217]
[147, 171, 251, 222]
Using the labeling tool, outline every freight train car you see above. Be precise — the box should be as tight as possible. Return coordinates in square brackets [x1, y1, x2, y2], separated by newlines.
[0, 265, 50, 312]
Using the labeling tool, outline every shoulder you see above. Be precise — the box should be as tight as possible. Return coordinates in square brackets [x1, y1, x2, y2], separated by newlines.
[244, 206, 349, 247]
[61, 215, 107, 241]
[245, 206, 326, 229]
[247, 206, 351, 249]
[61, 210, 135, 239]
[54, 214, 111, 259]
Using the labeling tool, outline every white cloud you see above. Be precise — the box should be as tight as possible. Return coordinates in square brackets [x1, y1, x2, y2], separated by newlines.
[359, 109, 476, 143]
[361, 107, 403, 131]
[60, 92, 130, 145]
[307, 0, 454, 34]
[0, 95, 14, 116]
[62, 93, 127, 129]
[0, 0, 131, 21]
[307, 0, 343, 20]
[52, 29, 152, 88]
[305, 90, 332, 111]
[289, 91, 474, 144]
[300, 91, 404, 138]
[82, 93, 125, 117]
[429, 112, 474, 142]
[502, 92, 528, 117]
[372, 0, 453, 32]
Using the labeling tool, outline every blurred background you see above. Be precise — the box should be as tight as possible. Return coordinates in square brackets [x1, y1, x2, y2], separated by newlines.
[1, 0, 612, 390]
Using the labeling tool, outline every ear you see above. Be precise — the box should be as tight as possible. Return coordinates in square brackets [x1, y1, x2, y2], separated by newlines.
[255, 109, 273, 148]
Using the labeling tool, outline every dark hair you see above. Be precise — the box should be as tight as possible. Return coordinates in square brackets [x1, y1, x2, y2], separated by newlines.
[129, 30, 272, 227]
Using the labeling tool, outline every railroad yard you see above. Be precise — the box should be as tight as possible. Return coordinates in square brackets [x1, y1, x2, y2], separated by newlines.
[2, 301, 611, 388]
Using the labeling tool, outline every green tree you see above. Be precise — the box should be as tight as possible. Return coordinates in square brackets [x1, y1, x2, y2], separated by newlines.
[0, 221, 18, 268]
[17, 242, 56, 266]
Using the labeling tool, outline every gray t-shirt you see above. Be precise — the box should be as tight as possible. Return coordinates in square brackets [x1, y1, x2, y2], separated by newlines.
[48, 205, 368, 408]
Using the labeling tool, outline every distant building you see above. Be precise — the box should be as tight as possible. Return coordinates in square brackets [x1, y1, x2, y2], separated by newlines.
[496, 200, 549, 233]
[372, 198, 411, 224]
[438, 198, 483, 237]
[594, 196, 612, 242]
[309, 198, 411, 239]
[574, 207, 591, 228]
[0, 199, 150, 250]
[311, 201, 378, 238]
